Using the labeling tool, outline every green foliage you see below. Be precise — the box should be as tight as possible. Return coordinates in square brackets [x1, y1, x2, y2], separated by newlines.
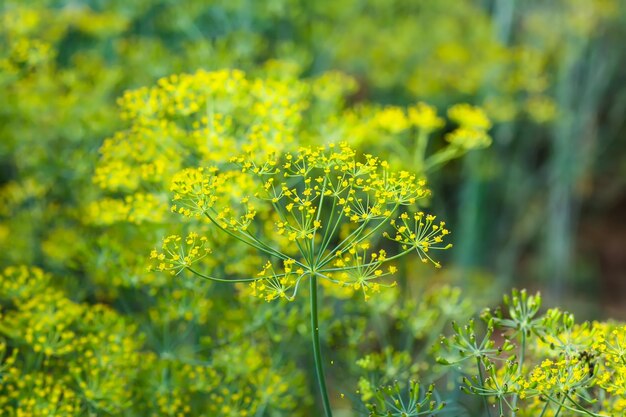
[439, 289, 626, 416]
[1, 0, 626, 416]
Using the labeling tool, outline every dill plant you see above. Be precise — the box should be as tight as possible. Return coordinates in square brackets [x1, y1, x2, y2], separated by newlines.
[93, 67, 486, 415]
[2, 2, 625, 416]
[437, 289, 626, 417]
[151, 143, 452, 416]
[365, 380, 445, 416]
[0, 266, 144, 415]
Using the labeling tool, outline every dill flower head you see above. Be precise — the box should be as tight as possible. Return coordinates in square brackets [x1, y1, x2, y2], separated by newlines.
[447, 103, 492, 130]
[446, 103, 493, 150]
[0, 266, 144, 416]
[365, 380, 445, 417]
[148, 232, 211, 275]
[522, 357, 592, 396]
[93, 67, 357, 197]
[373, 106, 410, 133]
[439, 289, 626, 416]
[0, 265, 50, 302]
[408, 102, 445, 132]
[156, 143, 452, 302]
[445, 127, 492, 150]
[385, 212, 452, 268]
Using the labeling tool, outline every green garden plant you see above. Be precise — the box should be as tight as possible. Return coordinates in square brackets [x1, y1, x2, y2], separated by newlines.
[438, 289, 626, 416]
[150, 143, 452, 416]
[87, 66, 488, 415]
[2, 2, 625, 415]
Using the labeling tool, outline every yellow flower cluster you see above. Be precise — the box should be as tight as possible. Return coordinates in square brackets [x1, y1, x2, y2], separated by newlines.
[170, 169, 259, 234]
[3, 291, 81, 356]
[332, 243, 398, 301]
[328, 101, 492, 174]
[169, 167, 221, 218]
[594, 325, 626, 403]
[408, 102, 446, 132]
[516, 322, 626, 414]
[0, 371, 81, 416]
[158, 143, 451, 302]
[250, 259, 303, 302]
[85, 193, 167, 225]
[94, 69, 316, 194]
[446, 104, 493, 150]
[0, 264, 307, 417]
[0, 266, 50, 301]
[149, 233, 211, 275]
[448, 104, 492, 130]
[345, 101, 459, 140]
[519, 358, 592, 398]
[441, 290, 626, 416]
[386, 212, 452, 267]
[0, 267, 144, 416]
[373, 107, 411, 133]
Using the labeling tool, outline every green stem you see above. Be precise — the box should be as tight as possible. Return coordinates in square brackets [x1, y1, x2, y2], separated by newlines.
[311, 177, 328, 259]
[413, 129, 429, 174]
[203, 211, 295, 264]
[554, 401, 563, 417]
[511, 331, 526, 417]
[564, 393, 608, 417]
[546, 394, 605, 417]
[186, 267, 261, 283]
[424, 146, 463, 171]
[310, 274, 333, 417]
[476, 357, 492, 417]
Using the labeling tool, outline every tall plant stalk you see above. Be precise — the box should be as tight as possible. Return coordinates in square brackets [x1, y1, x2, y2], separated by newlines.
[310, 274, 333, 417]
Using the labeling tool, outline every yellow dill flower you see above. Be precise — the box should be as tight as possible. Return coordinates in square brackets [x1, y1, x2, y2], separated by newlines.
[85, 193, 166, 225]
[408, 102, 445, 132]
[373, 106, 410, 133]
[445, 127, 492, 150]
[0, 265, 50, 302]
[525, 95, 558, 123]
[385, 212, 452, 268]
[250, 259, 302, 302]
[158, 143, 450, 301]
[330, 243, 397, 301]
[447, 103, 492, 130]
[149, 233, 211, 275]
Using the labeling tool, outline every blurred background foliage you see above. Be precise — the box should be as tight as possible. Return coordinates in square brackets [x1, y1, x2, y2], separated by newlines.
[1, 0, 625, 416]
